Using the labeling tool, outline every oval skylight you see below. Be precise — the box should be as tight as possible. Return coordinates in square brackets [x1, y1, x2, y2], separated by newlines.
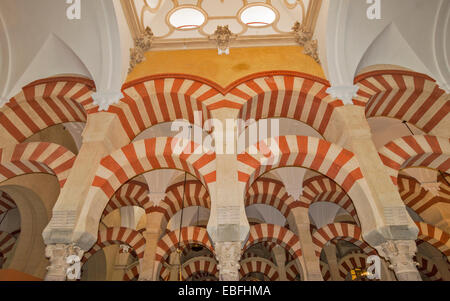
[168, 7, 206, 30]
[240, 5, 277, 27]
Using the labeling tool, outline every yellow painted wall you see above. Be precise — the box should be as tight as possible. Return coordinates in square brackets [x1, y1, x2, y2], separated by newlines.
[127, 46, 326, 87]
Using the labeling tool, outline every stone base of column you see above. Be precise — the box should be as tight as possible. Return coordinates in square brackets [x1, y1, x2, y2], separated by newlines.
[375, 240, 422, 281]
[215, 241, 241, 281]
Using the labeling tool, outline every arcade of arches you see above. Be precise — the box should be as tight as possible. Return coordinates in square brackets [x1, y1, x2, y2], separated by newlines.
[0, 0, 449, 282]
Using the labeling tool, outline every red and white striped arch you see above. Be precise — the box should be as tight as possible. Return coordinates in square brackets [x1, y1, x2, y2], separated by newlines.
[245, 178, 297, 218]
[117, 75, 217, 142]
[123, 265, 140, 281]
[0, 77, 96, 144]
[311, 223, 375, 257]
[338, 253, 368, 280]
[84, 137, 216, 232]
[239, 257, 279, 281]
[302, 175, 359, 224]
[244, 224, 302, 261]
[0, 142, 76, 187]
[0, 231, 16, 261]
[415, 254, 443, 281]
[179, 257, 218, 281]
[415, 222, 450, 260]
[354, 70, 449, 134]
[155, 226, 214, 274]
[378, 135, 450, 185]
[102, 180, 151, 218]
[0, 191, 16, 215]
[286, 260, 302, 281]
[82, 227, 146, 263]
[231, 72, 343, 137]
[237, 135, 364, 197]
[397, 175, 447, 214]
[158, 180, 210, 227]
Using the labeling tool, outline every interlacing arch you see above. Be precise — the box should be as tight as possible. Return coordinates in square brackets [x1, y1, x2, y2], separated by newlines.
[155, 226, 214, 278]
[244, 224, 303, 261]
[160, 256, 218, 281]
[231, 71, 343, 137]
[415, 253, 443, 281]
[239, 257, 279, 281]
[116, 75, 216, 142]
[237, 135, 364, 195]
[102, 180, 151, 218]
[338, 252, 369, 280]
[397, 175, 449, 214]
[302, 175, 359, 225]
[82, 227, 146, 263]
[0, 77, 96, 144]
[119, 71, 343, 141]
[378, 135, 450, 185]
[76, 137, 216, 245]
[245, 177, 297, 218]
[158, 180, 210, 228]
[415, 222, 450, 260]
[0, 231, 16, 261]
[0, 191, 16, 215]
[311, 223, 376, 257]
[0, 142, 76, 187]
[354, 70, 449, 133]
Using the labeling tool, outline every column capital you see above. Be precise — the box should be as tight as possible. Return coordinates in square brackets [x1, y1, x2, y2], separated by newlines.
[45, 244, 85, 281]
[374, 240, 421, 281]
[91, 90, 123, 111]
[326, 85, 359, 105]
[215, 241, 241, 281]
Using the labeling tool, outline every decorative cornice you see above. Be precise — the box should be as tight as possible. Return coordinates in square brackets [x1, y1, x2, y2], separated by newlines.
[291, 21, 320, 64]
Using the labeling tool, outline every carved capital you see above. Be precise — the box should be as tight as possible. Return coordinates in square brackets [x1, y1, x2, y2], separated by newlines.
[326, 85, 359, 105]
[91, 91, 123, 111]
[45, 244, 84, 281]
[375, 240, 421, 281]
[215, 241, 241, 281]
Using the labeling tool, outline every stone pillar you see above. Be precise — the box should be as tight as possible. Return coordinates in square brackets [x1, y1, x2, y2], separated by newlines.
[168, 251, 181, 281]
[322, 243, 341, 281]
[43, 112, 129, 249]
[140, 211, 165, 281]
[375, 240, 422, 281]
[326, 105, 418, 251]
[272, 245, 287, 281]
[45, 244, 84, 281]
[206, 111, 250, 281]
[288, 206, 323, 280]
[215, 241, 241, 281]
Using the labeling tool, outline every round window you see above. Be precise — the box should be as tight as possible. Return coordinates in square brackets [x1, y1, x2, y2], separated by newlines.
[168, 7, 206, 30]
[240, 5, 277, 27]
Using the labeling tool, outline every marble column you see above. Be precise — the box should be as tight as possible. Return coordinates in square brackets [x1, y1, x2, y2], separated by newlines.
[322, 243, 341, 281]
[215, 241, 241, 281]
[272, 245, 288, 281]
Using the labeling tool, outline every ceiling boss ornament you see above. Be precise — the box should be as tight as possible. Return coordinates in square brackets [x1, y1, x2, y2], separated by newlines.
[128, 27, 154, 73]
[291, 21, 320, 64]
